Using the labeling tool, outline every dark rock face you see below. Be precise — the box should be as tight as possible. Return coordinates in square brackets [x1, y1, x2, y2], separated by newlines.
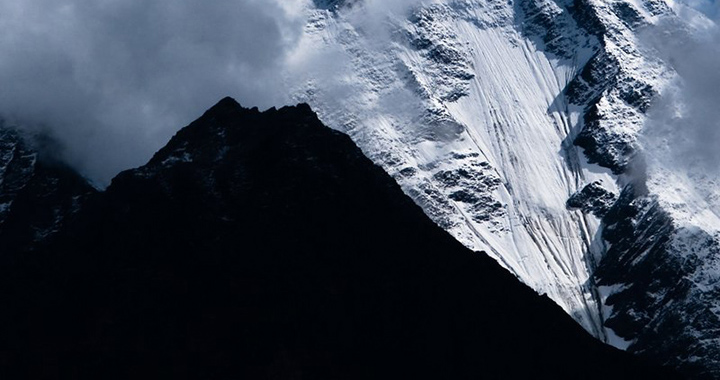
[0, 127, 96, 252]
[516, 0, 599, 60]
[0, 98, 679, 379]
[567, 181, 617, 218]
[574, 110, 635, 174]
[562, 0, 658, 174]
[596, 185, 720, 378]
[0, 128, 37, 224]
[433, 165, 504, 223]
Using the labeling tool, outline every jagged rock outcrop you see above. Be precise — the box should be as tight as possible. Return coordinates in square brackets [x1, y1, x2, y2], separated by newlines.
[596, 184, 720, 378]
[567, 181, 617, 218]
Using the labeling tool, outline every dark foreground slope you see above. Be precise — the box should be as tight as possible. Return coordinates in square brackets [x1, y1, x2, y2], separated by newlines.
[0, 98, 679, 379]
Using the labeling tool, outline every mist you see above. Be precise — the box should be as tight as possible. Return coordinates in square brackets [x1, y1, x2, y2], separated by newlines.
[639, 2, 720, 175]
[0, 0, 309, 186]
[0, 0, 426, 186]
[686, 0, 719, 18]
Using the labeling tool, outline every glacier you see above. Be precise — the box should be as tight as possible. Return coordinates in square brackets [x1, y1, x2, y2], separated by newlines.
[283, 0, 720, 376]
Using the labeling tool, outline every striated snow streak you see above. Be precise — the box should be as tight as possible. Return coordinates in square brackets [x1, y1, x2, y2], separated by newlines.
[288, 0, 617, 337]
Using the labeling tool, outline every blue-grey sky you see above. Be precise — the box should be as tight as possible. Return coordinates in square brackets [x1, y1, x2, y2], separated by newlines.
[687, 0, 718, 18]
[0, 0, 307, 185]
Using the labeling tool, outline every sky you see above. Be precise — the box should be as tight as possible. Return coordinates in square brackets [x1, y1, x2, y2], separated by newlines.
[0, 0, 309, 185]
[686, 0, 719, 18]
[0, 0, 423, 186]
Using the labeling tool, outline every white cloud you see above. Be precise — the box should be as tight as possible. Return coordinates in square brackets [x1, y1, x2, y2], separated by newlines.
[0, 0, 427, 186]
[640, 9, 720, 174]
[0, 0, 310, 185]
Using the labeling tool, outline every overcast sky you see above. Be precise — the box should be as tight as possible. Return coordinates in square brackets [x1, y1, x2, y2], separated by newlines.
[0, 0, 310, 185]
[0, 0, 425, 186]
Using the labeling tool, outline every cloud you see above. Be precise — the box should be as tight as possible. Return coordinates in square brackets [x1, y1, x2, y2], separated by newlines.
[0, 0, 309, 186]
[639, 7, 720, 174]
[0, 0, 426, 186]
[685, 0, 719, 18]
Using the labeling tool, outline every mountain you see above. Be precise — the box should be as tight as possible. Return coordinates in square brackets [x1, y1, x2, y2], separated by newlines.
[291, 0, 720, 377]
[294, 0, 638, 338]
[0, 98, 679, 379]
[0, 126, 96, 252]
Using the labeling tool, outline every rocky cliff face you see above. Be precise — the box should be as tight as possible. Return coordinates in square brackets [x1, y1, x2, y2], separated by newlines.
[563, 2, 720, 377]
[0, 126, 95, 252]
[594, 183, 720, 377]
[0, 98, 679, 379]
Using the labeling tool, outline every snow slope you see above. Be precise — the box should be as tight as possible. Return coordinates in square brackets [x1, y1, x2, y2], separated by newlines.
[289, 0, 613, 337]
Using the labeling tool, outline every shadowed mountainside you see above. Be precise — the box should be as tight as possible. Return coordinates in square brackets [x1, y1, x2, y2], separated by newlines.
[0, 98, 680, 379]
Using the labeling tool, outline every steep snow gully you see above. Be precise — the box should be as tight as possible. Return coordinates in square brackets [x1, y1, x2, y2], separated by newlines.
[294, 0, 720, 376]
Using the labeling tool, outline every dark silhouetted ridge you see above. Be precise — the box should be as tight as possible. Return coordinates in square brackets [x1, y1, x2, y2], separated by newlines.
[0, 98, 681, 379]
